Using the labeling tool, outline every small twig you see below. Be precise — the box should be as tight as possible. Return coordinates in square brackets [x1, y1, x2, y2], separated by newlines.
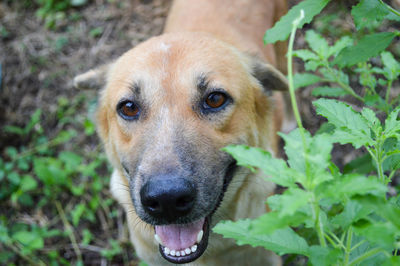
[55, 201, 83, 263]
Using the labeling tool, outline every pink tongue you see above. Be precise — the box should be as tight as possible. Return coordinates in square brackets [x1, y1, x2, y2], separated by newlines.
[155, 218, 205, 250]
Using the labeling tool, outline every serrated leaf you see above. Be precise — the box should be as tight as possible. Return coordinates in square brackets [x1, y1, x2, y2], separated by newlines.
[343, 153, 374, 174]
[331, 200, 372, 228]
[333, 32, 397, 67]
[361, 108, 382, 135]
[312, 86, 349, 97]
[305, 30, 329, 56]
[353, 222, 398, 249]
[328, 36, 353, 57]
[381, 51, 400, 80]
[269, 188, 311, 217]
[384, 106, 400, 137]
[319, 67, 349, 85]
[280, 130, 334, 187]
[213, 219, 309, 255]
[251, 211, 309, 234]
[322, 174, 387, 200]
[222, 145, 297, 187]
[313, 99, 374, 148]
[309, 246, 341, 266]
[351, 0, 391, 30]
[293, 49, 319, 61]
[293, 73, 321, 90]
[264, 0, 331, 44]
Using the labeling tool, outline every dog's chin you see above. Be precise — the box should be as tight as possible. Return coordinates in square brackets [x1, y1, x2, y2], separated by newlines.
[151, 162, 237, 264]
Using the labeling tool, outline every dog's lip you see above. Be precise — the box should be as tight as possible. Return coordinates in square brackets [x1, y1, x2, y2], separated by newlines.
[157, 217, 210, 264]
[155, 161, 237, 264]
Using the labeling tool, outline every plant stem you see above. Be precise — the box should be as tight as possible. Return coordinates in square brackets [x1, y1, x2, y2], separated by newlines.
[379, 0, 400, 17]
[55, 201, 83, 263]
[344, 227, 353, 265]
[312, 195, 327, 247]
[385, 79, 393, 108]
[348, 248, 382, 266]
[5, 242, 45, 266]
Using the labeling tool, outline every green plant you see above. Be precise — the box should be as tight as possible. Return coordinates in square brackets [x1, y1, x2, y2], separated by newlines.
[214, 0, 400, 265]
[35, 0, 87, 29]
[0, 92, 134, 264]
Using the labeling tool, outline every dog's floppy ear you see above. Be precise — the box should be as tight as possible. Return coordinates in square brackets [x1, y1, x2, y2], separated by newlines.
[73, 63, 111, 90]
[251, 58, 288, 93]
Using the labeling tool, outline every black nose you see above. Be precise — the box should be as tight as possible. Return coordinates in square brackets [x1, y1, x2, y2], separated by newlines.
[140, 176, 196, 221]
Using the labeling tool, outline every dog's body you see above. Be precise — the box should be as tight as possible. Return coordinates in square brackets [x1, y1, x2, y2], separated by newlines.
[77, 1, 289, 265]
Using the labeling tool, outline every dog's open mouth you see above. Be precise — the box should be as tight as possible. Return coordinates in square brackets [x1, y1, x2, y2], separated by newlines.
[152, 161, 237, 264]
[155, 217, 210, 264]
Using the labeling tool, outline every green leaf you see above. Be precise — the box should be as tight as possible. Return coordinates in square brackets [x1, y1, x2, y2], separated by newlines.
[3, 125, 24, 136]
[264, 0, 331, 44]
[271, 188, 311, 217]
[321, 174, 387, 200]
[20, 175, 38, 192]
[222, 145, 297, 187]
[25, 109, 42, 135]
[312, 86, 349, 97]
[309, 246, 341, 266]
[314, 99, 373, 148]
[71, 203, 86, 226]
[213, 219, 309, 256]
[293, 49, 319, 61]
[384, 106, 400, 137]
[361, 108, 382, 135]
[293, 73, 321, 90]
[331, 200, 372, 229]
[59, 151, 82, 172]
[328, 36, 353, 57]
[381, 51, 400, 80]
[12, 231, 44, 250]
[280, 130, 334, 187]
[7, 171, 20, 185]
[251, 210, 309, 234]
[353, 222, 398, 249]
[343, 153, 374, 174]
[351, 0, 392, 30]
[305, 30, 329, 56]
[333, 32, 397, 67]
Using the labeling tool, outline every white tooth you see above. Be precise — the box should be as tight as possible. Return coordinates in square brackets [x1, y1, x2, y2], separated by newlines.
[191, 245, 197, 252]
[197, 230, 203, 243]
[164, 247, 170, 255]
[154, 234, 163, 245]
[176, 251, 181, 256]
[185, 248, 191, 255]
[170, 250, 176, 256]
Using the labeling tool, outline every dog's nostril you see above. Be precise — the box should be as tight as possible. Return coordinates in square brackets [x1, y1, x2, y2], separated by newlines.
[176, 195, 194, 209]
[147, 200, 160, 211]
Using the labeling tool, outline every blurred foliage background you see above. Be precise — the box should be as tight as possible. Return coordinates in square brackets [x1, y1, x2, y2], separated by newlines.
[0, 0, 399, 265]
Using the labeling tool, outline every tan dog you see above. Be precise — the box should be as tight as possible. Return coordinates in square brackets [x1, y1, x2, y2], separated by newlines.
[75, 0, 290, 265]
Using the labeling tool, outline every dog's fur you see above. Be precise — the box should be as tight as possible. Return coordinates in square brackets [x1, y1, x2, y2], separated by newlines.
[75, 0, 290, 265]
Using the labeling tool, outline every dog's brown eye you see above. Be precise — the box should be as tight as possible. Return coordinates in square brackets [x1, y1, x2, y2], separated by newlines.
[204, 92, 227, 109]
[118, 101, 140, 120]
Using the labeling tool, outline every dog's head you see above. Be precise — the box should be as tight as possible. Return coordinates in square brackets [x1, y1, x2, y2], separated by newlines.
[88, 32, 287, 264]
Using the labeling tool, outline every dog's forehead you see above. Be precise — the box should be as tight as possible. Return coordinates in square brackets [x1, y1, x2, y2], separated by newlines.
[107, 33, 251, 101]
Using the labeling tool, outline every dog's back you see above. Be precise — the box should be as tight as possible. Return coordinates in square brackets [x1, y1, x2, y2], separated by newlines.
[165, 0, 288, 73]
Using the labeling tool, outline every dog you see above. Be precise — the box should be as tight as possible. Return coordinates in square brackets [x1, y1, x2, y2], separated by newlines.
[75, 0, 290, 265]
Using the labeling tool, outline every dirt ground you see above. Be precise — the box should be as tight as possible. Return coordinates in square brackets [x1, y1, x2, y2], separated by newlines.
[1, 0, 399, 265]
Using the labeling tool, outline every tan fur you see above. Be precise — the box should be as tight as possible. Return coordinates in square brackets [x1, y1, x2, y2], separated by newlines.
[80, 1, 290, 265]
